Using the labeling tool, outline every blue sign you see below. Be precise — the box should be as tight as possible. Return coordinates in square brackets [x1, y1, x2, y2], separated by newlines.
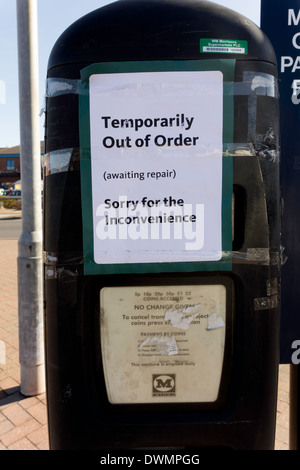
[261, 1, 300, 363]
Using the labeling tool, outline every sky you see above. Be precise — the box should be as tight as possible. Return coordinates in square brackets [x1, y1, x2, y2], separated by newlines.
[0, 0, 261, 149]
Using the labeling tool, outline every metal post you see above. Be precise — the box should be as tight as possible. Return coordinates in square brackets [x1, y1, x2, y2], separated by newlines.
[16, 0, 45, 396]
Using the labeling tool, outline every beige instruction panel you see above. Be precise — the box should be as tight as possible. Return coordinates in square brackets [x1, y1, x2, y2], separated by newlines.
[100, 285, 227, 404]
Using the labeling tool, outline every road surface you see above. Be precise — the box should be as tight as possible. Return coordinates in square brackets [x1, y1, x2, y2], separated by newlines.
[0, 215, 22, 240]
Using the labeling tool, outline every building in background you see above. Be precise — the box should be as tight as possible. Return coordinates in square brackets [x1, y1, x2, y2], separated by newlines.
[0, 142, 44, 189]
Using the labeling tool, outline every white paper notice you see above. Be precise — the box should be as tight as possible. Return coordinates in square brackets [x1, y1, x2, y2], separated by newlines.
[89, 70, 223, 265]
[100, 284, 227, 404]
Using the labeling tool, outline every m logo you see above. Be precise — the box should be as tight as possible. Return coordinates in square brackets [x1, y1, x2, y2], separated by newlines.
[152, 374, 176, 397]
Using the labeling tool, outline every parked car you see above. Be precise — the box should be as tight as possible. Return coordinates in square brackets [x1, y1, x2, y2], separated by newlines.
[10, 190, 21, 198]
[3, 190, 11, 196]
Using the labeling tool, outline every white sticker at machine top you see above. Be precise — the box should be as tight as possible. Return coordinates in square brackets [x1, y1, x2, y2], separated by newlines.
[100, 284, 227, 404]
[89, 70, 223, 265]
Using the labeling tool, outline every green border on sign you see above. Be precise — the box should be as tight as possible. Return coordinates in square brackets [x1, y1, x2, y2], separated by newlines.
[79, 60, 234, 275]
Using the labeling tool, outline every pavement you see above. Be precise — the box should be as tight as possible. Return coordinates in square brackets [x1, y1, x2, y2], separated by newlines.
[0, 238, 48, 450]
[0, 210, 291, 451]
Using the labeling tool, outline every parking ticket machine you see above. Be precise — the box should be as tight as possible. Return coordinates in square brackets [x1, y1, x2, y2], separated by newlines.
[43, 0, 281, 450]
